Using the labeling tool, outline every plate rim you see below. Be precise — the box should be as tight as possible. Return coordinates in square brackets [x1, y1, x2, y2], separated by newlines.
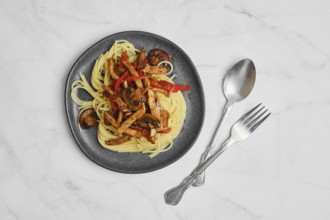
[64, 30, 205, 173]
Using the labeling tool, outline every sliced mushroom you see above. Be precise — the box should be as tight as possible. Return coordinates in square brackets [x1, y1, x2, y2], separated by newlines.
[122, 88, 132, 104]
[122, 88, 144, 111]
[79, 108, 98, 129]
[137, 114, 161, 129]
[129, 101, 143, 111]
[147, 49, 173, 72]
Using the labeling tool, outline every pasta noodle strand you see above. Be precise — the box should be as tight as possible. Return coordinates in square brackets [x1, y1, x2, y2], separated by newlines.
[71, 40, 187, 157]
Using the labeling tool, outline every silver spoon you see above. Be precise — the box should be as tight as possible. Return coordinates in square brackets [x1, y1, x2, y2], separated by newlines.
[192, 58, 256, 187]
[164, 104, 270, 205]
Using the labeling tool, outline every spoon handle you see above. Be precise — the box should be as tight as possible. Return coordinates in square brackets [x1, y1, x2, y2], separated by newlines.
[192, 103, 232, 187]
[164, 139, 233, 205]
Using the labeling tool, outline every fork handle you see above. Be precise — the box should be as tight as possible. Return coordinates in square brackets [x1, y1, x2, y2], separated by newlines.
[164, 139, 235, 205]
[192, 103, 232, 187]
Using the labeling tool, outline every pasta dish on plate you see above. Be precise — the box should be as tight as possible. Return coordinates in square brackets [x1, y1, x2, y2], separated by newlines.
[71, 40, 190, 158]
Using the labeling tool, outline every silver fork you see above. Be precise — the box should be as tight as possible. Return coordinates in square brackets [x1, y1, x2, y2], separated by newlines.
[164, 103, 271, 205]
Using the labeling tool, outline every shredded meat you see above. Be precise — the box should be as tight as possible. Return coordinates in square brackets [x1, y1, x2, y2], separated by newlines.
[104, 111, 141, 138]
[137, 48, 147, 70]
[160, 110, 170, 129]
[106, 135, 131, 145]
[143, 65, 167, 74]
[123, 60, 143, 88]
[103, 86, 115, 95]
[107, 58, 119, 80]
[94, 47, 190, 145]
[147, 89, 159, 118]
[114, 95, 131, 112]
[115, 105, 146, 136]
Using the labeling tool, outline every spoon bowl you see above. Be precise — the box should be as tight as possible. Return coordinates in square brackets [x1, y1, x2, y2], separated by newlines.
[224, 58, 256, 105]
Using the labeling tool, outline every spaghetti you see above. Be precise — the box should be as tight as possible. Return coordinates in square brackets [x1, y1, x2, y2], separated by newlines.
[71, 40, 189, 158]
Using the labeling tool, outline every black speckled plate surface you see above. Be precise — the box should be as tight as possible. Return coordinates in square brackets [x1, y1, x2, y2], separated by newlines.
[65, 31, 205, 173]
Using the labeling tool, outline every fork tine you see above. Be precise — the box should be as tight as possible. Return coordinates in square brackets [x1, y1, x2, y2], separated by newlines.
[249, 112, 271, 133]
[242, 105, 265, 125]
[246, 109, 268, 128]
[239, 103, 262, 123]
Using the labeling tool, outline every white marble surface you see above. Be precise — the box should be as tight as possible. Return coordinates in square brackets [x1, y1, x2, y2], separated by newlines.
[1, 0, 330, 219]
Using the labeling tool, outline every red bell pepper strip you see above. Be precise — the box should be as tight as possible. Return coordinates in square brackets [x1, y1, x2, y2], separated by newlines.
[114, 71, 129, 92]
[173, 84, 191, 92]
[158, 80, 175, 91]
[158, 127, 172, 134]
[149, 79, 163, 90]
[150, 79, 190, 92]
[150, 79, 173, 91]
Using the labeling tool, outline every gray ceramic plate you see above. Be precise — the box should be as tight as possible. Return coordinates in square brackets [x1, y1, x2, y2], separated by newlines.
[65, 31, 205, 173]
